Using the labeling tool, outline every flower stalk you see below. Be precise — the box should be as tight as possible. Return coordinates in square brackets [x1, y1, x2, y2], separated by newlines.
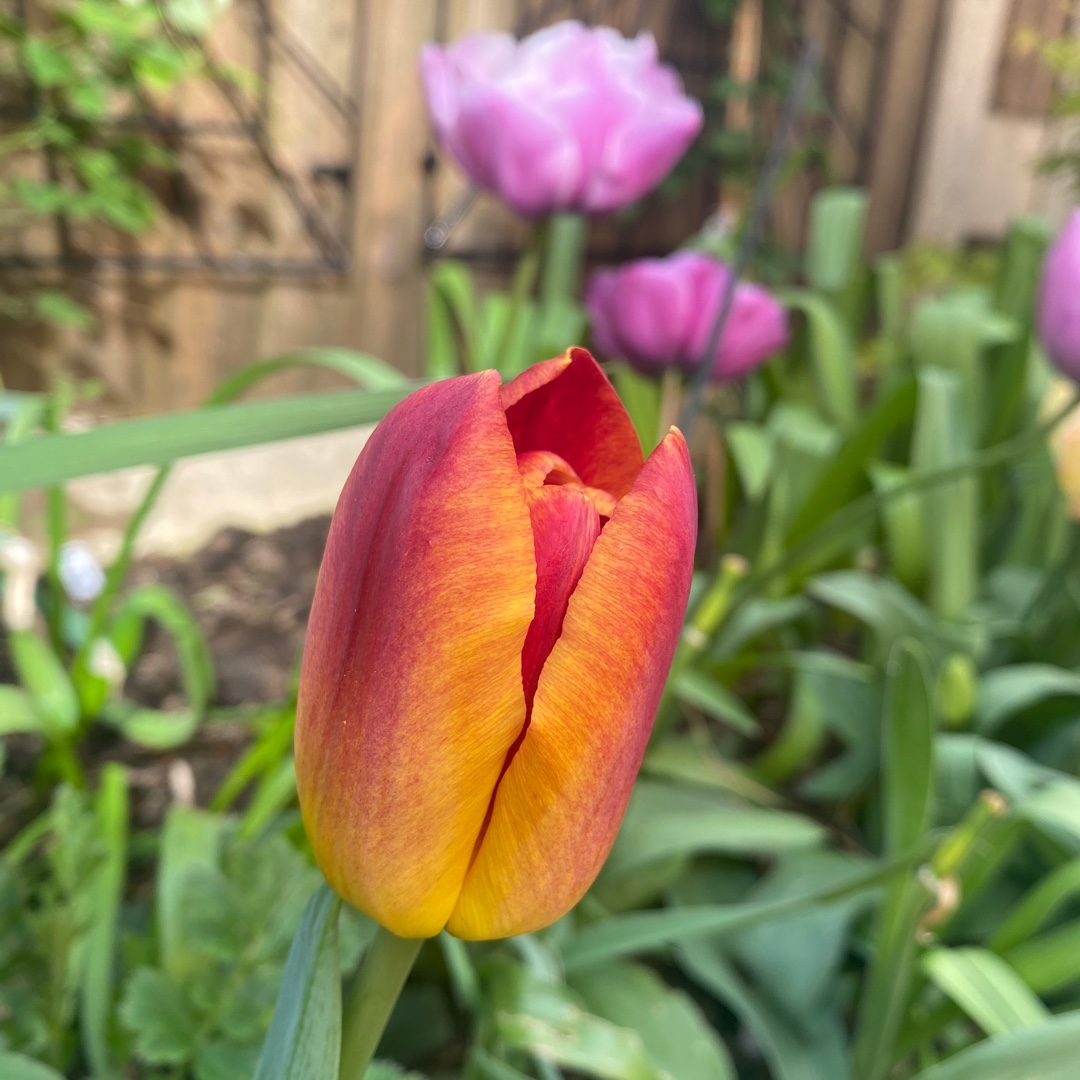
[339, 928, 424, 1080]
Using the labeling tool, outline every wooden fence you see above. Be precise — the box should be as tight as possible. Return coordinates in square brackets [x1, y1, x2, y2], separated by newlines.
[1, 0, 945, 411]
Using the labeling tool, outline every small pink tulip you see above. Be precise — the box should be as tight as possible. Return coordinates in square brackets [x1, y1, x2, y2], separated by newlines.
[421, 21, 703, 217]
[1038, 210, 1080, 382]
[586, 251, 789, 380]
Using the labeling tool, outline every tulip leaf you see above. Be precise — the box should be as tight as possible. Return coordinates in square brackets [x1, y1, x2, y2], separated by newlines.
[726, 421, 773, 501]
[805, 186, 868, 297]
[80, 764, 130, 1077]
[920, 948, 1048, 1037]
[882, 640, 935, 857]
[0, 1054, 67, 1080]
[253, 885, 342, 1080]
[906, 1010, 1080, 1080]
[975, 664, 1080, 735]
[571, 961, 735, 1080]
[675, 940, 850, 1080]
[205, 347, 408, 405]
[672, 669, 760, 736]
[0, 385, 418, 493]
[781, 289, 857, 429]
[562, 855, 908, 973]
[600, 781, 824, 884]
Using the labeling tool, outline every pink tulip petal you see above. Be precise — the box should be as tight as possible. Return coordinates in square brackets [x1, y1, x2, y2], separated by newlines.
[501, 348, 644, 497]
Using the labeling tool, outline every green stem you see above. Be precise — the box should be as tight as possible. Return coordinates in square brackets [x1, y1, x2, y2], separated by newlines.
[495, 224, 545, 375]
[539, 213, 586, 312]
[727, 387, 1080, 622]
[338, 926, 423, 1080]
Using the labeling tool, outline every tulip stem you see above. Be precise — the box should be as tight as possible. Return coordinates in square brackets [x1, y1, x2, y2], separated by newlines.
[495, 222, 545, 375]
[338, 927, 424, 1080]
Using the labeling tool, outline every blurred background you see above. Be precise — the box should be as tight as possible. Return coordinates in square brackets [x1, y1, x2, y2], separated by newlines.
[1, 0, 1076, 408]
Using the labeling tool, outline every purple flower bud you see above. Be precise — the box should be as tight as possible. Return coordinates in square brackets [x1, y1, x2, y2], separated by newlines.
[585, 251, 789, 381]
[1038, 210, 1080, 381]
[421, 21, 703, 217]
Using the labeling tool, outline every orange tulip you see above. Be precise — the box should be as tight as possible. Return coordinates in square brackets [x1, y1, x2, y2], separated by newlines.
[294, 348, 696, 940]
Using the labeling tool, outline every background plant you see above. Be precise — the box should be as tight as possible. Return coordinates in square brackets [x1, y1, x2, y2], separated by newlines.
[0, 0, 236, 329]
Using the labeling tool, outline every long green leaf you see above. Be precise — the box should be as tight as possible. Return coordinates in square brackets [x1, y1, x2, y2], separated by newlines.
[205, 347, 407, 405]
[80, 763, 129, 1076]
[883, 640, 935, 856]
[785, 375, 917, 548]
[907, 1011, 1080, 1080]
[561, 853, 918, 973]
[921, 948, 1048, 1037]
[0, 385, 418, 493]
[254, 886, 342, 1080]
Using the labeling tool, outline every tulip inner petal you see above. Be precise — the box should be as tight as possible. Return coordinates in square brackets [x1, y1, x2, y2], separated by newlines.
[468, 464, 605, 866]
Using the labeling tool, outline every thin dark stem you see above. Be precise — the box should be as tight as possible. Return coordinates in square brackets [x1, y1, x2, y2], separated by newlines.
[678, 40, 820, 434]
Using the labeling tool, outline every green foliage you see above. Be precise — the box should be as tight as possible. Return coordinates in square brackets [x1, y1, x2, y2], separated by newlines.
[8, 177, 1080, 1080]
[0, 0, 233, 327]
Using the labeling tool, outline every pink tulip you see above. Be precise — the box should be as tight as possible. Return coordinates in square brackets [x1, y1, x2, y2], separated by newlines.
[1038, 210, 1080, 382]
[586, 251, 790, 380]
[421, 21, 703, 217]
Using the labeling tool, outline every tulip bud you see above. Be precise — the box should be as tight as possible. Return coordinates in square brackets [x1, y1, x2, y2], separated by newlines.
[1038, 210, 1080, 381]
[295, 349, 697, 940]
[420, 22, 703, 217]
[585, 251, 789, 381]
[936, 653, 978, 729]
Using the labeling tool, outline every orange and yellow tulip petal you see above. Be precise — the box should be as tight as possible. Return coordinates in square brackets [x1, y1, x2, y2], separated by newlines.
[447, 428, 697, 939]
[295, 372, 537, 939]
[501, 347, 644, 498]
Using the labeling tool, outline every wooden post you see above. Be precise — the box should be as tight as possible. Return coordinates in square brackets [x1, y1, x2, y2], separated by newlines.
[864, 0, 949, 253]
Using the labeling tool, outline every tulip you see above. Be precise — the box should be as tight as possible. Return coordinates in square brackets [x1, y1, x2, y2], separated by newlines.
[295, 348, 696, 940]
[586, 250, 789, 380]
[420, 21, 703, 217]
[1038, 210, 1080, 382]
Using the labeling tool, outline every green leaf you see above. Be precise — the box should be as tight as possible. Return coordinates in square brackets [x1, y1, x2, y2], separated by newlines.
[0, 1054, 67, 1080]
[489, 961, 663, 1080]
[921, 948, 1048, 1036]
[34, 290, 95, 330]
[114, 583, 214, 726]
[781, 290, 857, 428]
[784, 376, 917, 548]
[991, 857, 1080, 952]
[165, 0, 232, 35]
[81, 763, 129, 1076]
[571, 962, 735, 1080]
[725, 421, 773, 501]
[206, 347, 407, 405]
[21, 38, 75, 87]
[911, 366, 978, 619]
[428, 260, 480, 373]
[869, 461, 927, 591]
[907, 1010, 1080, 1080]
[975, 664, 1080, 735]
[109, 707, 200, 749]
[253, 886, 342, 1080]
[8, 630, 78, 733]
[611, 363, 662, 454]
[158, 805, 225, 979]
[676, 941, 850, 1080]
[119, 967, 198, 1065]
[882, 640, 935, 856]
[562, 856, 907, 973]
[0, 686, 45, 735]
[805, 187, 868, 295]
[599, 781, 824, 885]
[672, 668, 760, 736]
[0, 385, 418, 493]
